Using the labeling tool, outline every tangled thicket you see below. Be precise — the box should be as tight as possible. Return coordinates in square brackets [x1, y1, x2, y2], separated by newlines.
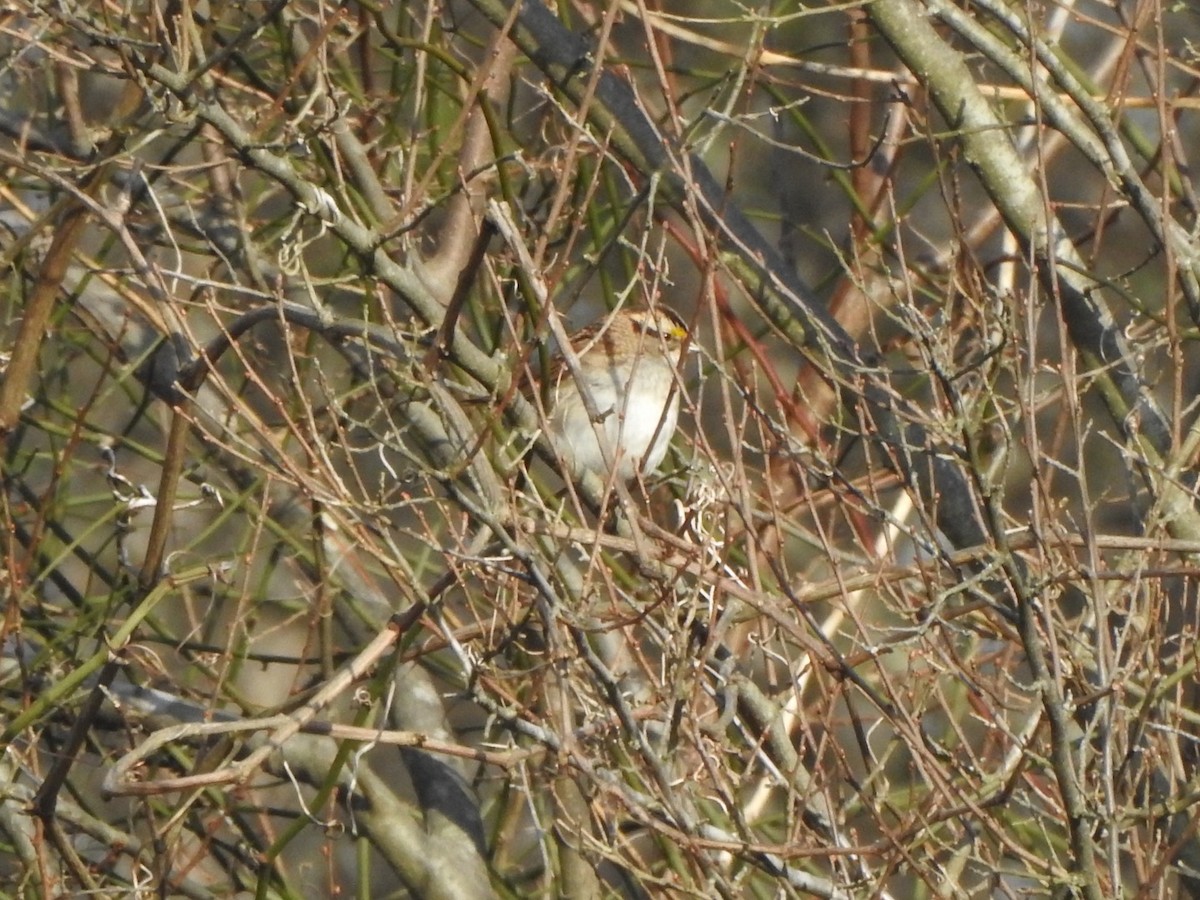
[3, 2, 1200, 898]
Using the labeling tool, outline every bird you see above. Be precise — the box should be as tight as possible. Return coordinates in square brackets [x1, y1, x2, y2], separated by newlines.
[542, 306, 689, 482]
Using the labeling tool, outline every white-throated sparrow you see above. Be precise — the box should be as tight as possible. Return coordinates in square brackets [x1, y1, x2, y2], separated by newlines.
[543, 306, 688, 482]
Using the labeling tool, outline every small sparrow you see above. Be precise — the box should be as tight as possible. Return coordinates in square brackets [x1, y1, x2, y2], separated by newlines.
[544, 306, 688, 482]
